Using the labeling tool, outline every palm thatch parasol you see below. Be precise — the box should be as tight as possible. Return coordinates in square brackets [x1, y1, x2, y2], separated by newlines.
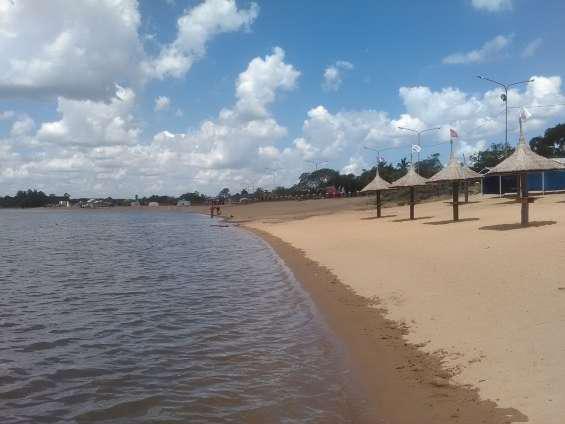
[391, 164, 429, 220]
[487, 118, 565, 226]
[428, 141, 482, 221]
[361, 167, 392, 218]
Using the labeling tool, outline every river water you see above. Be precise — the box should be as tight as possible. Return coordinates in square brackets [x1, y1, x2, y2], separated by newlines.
[0, 209, 362, 423]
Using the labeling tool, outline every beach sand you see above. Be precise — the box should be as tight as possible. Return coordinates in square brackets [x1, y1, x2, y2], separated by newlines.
[198, 193, 565, 423]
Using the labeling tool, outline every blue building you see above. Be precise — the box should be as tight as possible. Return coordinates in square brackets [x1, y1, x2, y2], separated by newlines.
[481, 158, 565, 195]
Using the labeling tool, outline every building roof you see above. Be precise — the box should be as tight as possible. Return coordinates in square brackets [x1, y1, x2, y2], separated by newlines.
[391, 164, 429, 188]
[361, 168, 392, 192]
[487, 122, 565, 175]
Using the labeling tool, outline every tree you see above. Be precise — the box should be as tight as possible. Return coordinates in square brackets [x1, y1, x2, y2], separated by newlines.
[529, 123, 565, 158]
[470, 143, 514, 172]
[218, 187, 230, 198]
[416, 153, 443, 178]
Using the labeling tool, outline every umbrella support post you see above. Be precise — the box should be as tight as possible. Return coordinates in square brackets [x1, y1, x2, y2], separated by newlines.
[409, 187, 415, 220]
[376, 191, 382, 218]
[520, 173, 529, 226]
[464, 181, 469, 203]
[452, 181, 460, 221]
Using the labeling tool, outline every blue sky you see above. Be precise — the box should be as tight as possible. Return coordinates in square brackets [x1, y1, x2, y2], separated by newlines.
[1, 0, 565, 196]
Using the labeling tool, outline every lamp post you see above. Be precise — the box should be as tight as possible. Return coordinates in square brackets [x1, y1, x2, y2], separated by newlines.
[476, 76, 534, 147]
[477, 76, 534, 197]
[397, 126, 441, 171]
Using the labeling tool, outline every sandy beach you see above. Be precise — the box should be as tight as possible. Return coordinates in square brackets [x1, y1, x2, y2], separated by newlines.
[196, 193, 565, 423]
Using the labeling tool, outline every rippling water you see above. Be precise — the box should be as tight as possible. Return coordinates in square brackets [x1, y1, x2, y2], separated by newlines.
[0, 209, 360, 423]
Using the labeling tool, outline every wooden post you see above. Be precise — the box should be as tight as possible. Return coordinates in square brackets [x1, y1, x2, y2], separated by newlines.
[409, 187, 415, 220]
[464, 181, 469, 203]
[452, 181, 460, 221]
[520, 173, 529, 226]
[376, 190, 382, 218]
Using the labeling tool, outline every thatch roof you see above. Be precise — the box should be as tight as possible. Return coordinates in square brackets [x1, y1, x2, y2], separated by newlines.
[428, 152, 482, 183]
[428, 153, 467, 182]
[391, 164, 429, 188]
[461, 164, 482, 180]
[487, 124, 565, 175]
[361, 168, 392, 192]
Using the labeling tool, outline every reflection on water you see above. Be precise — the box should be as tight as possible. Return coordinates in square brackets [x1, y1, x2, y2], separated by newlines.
[0, 209, 357, 423]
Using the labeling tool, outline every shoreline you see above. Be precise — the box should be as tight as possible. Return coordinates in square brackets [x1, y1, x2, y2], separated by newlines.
[247, 227, 526, 424]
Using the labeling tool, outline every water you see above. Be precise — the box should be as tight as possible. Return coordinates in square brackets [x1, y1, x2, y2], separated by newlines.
[0, 209, 360, 423]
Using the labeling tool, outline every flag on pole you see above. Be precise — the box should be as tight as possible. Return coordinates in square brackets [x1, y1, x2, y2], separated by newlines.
[449, 128, 459, 138]
[411, 144, 422, 153]
[520, 107, 532, 121]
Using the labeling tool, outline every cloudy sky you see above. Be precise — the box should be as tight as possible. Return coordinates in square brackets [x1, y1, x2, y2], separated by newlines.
[1, 0, 565, 197]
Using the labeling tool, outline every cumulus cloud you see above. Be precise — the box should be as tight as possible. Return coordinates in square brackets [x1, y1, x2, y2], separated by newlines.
[3, 50, 565, 196]
[443, 35, 512, 65]
[36, 85, 140, 147]
[0, 110, 16, 120]
[322, 60, 354, 91]
[154, 96, 171, 111]
[234, 47, 300, 118]
[471, 0, 512, 12]
[0, 0, 144, 100]
[0, 0, 259, 100]
[522, 38, 543, 58]
[143, 0, 259, 80]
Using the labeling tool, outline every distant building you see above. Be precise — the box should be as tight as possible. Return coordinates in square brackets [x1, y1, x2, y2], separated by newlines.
[148, 202, 159, 207]
[58, 200, 71, 208]
[130, 201, 141, 207]
[176, 200, 191, 206]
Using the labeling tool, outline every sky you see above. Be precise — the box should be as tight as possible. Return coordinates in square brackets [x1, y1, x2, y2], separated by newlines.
[1, 0, 565, 197]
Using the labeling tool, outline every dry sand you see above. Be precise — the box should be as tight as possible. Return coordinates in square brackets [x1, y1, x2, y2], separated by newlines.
[203, 193, 565, 423]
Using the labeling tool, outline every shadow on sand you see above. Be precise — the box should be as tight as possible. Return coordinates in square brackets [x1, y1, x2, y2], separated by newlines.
[360, 215, 397, 220]
[479, 220, 556, 231]
[442, 201, 481, 205]
[391, 216, 434, 223]
[424, 217, 480, 225]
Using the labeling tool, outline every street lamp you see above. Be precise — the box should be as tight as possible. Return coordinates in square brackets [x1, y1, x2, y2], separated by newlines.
[476, 75, 534, 146]
[397, 126, 441, 171]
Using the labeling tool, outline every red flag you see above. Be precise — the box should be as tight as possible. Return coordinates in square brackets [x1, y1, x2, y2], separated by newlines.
[450, 129, 459, 138]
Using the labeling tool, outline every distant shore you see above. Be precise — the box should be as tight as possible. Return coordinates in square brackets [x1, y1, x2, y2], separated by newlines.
[197, 193, 565, 424]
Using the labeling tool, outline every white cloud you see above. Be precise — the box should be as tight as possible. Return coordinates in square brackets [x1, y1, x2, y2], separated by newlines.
[443, 35, 512, 65]
[37, 85, 140, 146]
[0, 0, 144, 100]
[322, 60, 354, 91]
[234, 47, 300, 118]
[0, 0, 259, 100]
[154, 96, 171, 111]
[522, 38, 543, 58]
[0, 110, 15, 120]
[143, 0, 259, 80]
[10, 116, 35, 137]
[471, 0, 512, 12]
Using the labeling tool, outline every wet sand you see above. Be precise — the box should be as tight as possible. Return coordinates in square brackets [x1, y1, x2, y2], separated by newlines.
[195, 193, 565, 423]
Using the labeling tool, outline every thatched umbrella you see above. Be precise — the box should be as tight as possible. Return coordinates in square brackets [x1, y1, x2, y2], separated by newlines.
[361, 166, 392, 218]
[487, 118, 565, 226]
[391, 164, 429, 220]
[428, 142, 481, 221]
